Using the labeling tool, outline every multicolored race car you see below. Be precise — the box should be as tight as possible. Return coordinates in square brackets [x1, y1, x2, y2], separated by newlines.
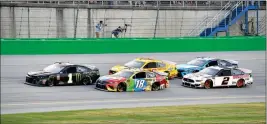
[109, 57, 178, 79]
[182, 66, 253, 89]
[95, 69, 169, 92]
[176, 57, 238, 78]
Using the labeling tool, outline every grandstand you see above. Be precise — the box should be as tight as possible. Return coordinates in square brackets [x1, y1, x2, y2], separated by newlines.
[1, 0, 266, 38]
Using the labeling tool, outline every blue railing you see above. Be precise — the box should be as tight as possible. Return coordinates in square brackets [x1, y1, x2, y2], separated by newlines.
[200, 5, 258, 37]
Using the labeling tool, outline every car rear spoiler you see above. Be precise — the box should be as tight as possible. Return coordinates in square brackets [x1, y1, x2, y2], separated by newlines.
[225, 59, 238, 65]
[162, 60, 177, 65]
[85, 64, 98, 70]
[153, 71, 168, 77]
[238, 68, 252, 74]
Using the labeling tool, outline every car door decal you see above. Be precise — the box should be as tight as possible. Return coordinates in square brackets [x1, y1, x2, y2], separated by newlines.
[76, 73, 82, 82]
[221, 77, 230, 85]
[67, 73, 73, 83]
[134, 79, 147, 91]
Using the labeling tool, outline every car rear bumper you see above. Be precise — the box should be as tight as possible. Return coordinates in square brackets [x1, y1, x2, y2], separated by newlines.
[246, 81, 253, 85]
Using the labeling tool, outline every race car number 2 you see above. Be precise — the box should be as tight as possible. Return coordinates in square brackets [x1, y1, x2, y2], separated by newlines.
[221, 77, 230, 85]
[135, 80, 145, 88]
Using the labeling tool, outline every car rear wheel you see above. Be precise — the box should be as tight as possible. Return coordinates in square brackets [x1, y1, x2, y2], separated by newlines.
[82, 77, 92, 85]
[151, 82, 160, 91]
[117, 83, 126, 92]
[46, 80, 54, 87]
[204, 80, 212, 89]
[236, 79, 244, 88]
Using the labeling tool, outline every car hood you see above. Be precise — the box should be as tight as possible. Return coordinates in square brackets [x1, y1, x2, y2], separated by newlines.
[98, 75, 127, 82]
[27, 70, 55, 76]
[176, 64, 200, 70]
[184, 72, 212, 80]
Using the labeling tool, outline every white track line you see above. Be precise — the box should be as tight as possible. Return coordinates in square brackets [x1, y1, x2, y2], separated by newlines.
[2, 96, 265, 107]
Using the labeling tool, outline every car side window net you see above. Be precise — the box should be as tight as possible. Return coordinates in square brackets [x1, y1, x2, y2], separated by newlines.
[133, 72, 146, 79]
[232, 69, 243, 75]
[144, 62, 157, 68]
[218, 70, 231, 76]
[66, 67, 77, 73]
[207, 61, 218, 67]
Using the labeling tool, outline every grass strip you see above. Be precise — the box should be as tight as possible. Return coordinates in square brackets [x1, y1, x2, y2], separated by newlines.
[1, 102, 265, 124]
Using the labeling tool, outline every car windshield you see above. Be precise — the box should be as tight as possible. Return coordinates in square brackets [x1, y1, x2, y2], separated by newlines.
[113, 71, 134, 78]
[124, 60, 145, 68]
[187, 59, 206, 67]
[43, 64, 64, 73]
[199, 68, 220, 76]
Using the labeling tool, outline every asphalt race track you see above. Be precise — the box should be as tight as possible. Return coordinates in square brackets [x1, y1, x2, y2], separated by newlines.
[1, 51, 266, 114]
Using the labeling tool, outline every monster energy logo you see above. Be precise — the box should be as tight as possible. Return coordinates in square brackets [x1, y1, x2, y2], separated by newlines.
[76, 73, 82, 82]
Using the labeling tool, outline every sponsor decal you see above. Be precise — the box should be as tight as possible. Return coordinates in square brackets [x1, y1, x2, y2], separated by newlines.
[221, 77, 230, 85]
[233, 75, 249, 79]
[76, 73, 82, 82]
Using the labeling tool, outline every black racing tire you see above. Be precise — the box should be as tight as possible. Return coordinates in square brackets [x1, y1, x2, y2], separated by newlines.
[46, 80, 54, 87]
[151, 82, 160, 91]
[117, 83, 126, 92]
[82, 77, 92, 85]
[236, 79, 244, 88]
[204, 80, 212, 89]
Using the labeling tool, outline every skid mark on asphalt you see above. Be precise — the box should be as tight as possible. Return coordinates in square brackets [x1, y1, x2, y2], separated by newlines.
[2, 96, 265, 107]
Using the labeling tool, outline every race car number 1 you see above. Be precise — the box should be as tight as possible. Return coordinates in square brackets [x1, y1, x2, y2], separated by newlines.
[68, 73, 73, 83]
[135, 80, 145, 88]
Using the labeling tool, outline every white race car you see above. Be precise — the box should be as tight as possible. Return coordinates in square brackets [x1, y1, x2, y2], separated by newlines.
[182, 66, 253, 89]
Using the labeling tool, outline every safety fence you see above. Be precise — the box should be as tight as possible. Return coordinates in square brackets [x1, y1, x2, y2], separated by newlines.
[1, 6, 266, 38]
[3, 0, 266, 9]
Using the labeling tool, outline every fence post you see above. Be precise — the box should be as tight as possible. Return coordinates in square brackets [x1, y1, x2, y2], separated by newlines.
[87, 8, 92, 38]
[153, 6, 159, 38]
[256, 1, 259, 35]
[74, 6, 79, 38]
[28, 7, 30, 38]
[11, 7, 16, 38]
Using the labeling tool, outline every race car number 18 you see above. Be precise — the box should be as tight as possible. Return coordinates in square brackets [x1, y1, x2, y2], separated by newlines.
[135, 80, 145, 88]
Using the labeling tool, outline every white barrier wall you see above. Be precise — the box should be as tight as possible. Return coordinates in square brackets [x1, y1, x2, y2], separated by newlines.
[1, 7, 265, 38]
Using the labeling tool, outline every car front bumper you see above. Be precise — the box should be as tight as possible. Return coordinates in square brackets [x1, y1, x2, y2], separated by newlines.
[177, 70, 191, 78]
[25, 76, 47, 86]
[182, 81, 203, 88]
[95, 82, 118, 92]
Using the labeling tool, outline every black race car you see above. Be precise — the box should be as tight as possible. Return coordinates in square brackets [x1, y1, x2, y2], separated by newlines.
[25, 62, 100, 86]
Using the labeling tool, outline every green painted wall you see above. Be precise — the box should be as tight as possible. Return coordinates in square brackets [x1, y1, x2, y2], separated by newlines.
[1, 36, 266, 55]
